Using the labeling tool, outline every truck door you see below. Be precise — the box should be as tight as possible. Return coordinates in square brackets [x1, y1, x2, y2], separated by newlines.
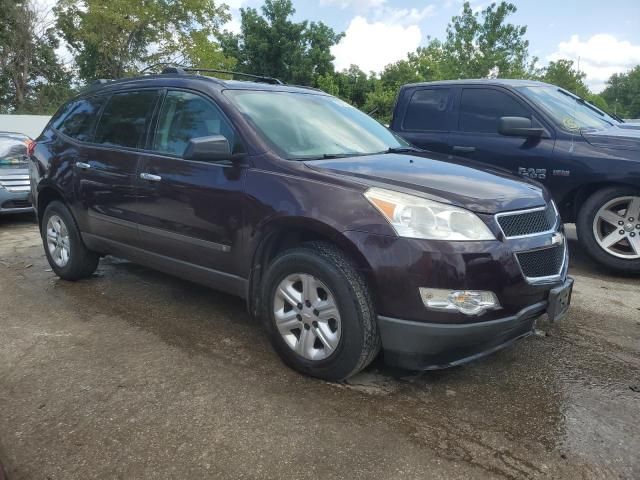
[448, 86, 555, 184]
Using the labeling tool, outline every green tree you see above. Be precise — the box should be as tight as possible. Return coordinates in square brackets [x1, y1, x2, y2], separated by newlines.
[220, 0, 343, 85]
[55, 0, 231, 81]
[0, 0, 73, 114]
[442, 1, 536, 79]
[601, 66, 640, 118]
[540, 59, 589, 97]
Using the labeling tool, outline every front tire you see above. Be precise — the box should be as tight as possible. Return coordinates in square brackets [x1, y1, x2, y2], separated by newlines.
[262, 242, 380, 381]
[41, 201, 99, 280]
[576, 187, 640, 273]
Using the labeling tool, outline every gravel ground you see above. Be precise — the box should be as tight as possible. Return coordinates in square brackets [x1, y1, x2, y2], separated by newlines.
[0, 213, 638, 479]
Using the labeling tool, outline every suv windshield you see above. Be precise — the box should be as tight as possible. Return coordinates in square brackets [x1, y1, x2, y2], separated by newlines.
[224, 90, 407, 159]
[517, 86, 613, 132]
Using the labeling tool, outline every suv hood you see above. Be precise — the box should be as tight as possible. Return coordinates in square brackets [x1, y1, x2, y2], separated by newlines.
[582, 125, 640, 151]
[304, 153, 547, 214]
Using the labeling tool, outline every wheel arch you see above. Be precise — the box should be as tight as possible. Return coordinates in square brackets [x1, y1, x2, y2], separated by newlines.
[246, 217, 375, 318]
[36, 184, 67, 229]
[560, 181, 639, 223]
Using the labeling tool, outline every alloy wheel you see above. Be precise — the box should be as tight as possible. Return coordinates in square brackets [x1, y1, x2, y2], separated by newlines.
[592, 196, 640, 259]
[273, 273, 342, 361]
[46, 214, 71, 267]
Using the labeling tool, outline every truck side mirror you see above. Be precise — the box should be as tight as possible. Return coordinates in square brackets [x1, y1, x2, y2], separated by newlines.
[498, 117, 544, 138]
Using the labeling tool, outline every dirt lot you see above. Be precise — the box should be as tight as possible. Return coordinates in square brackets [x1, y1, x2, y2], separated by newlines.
[1, 213, 639, 479]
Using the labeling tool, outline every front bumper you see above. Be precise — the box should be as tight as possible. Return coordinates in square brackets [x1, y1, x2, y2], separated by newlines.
[344, 223, 570, 370]
[379, 301, 546, 370]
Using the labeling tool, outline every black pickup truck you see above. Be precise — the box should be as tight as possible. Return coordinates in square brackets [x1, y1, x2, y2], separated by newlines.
[390, 79, 640, 273]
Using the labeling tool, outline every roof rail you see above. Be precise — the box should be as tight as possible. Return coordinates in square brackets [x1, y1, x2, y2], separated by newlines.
[160, 66, 284, 85]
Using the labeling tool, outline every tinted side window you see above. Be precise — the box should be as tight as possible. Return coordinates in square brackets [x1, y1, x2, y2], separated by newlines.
[403, 88, 451, 131]
[95, 90, 160, 148]
[153, 91, 235, 157]
[52, 96, 106, 142]
[459, 88, 530, 134]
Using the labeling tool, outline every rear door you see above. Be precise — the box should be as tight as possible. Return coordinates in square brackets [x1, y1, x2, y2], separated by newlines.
[391, 86, 454, 153]
[448, 86, 555, 182]
[76, 89, 161, 245]
[134, 89, 246, 276]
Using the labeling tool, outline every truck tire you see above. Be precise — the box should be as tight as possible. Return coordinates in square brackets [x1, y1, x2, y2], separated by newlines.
[576, 187, 640, 274]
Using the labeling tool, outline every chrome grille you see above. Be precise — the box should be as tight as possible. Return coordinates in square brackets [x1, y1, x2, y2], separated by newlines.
[0, 172, 30, 193]
[497, 203, 557, 238]
[516, 244, 565, 279]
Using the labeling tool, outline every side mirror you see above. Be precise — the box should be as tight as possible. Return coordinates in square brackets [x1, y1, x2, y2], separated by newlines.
[183, 135, 231, 161]
[498, 116, 544, 137]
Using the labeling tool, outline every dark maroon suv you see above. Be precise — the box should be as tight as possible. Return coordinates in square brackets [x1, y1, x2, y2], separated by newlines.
[30, 69, 573, 381]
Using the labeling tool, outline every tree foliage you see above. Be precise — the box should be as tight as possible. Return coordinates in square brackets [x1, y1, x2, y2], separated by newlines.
[540, 59, 589, 97]
[219, 0, 342, 85]
[54, 0, 231, 81]
[441, 2, 536, 79]
[0, 0, 638, 123]
[0, 0, 72, 113]
[601, 66, 640, 119]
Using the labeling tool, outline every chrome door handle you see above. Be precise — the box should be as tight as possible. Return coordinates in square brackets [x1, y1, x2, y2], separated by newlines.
[140, 172, 162, 182]
[76, 162, 91, 170]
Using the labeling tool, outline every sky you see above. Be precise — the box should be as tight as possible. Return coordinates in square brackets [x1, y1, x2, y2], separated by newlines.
[226, 0, 640, 92]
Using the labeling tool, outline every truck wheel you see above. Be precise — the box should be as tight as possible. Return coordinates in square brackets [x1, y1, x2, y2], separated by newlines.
[576, 187, 640, 273]
[262, 242, 380, 381]
[41, 201, 100, 280]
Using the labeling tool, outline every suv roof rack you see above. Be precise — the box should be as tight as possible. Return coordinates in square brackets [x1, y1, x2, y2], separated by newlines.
[160, 66, 284, 85]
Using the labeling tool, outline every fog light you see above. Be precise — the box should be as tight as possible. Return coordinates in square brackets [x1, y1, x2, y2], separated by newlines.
[419, 288, 500, 315]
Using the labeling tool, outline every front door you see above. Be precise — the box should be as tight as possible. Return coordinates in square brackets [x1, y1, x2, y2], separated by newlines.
[135, 90, 246, 277]
[448, 87, 556, 185]
[76, 89, 161, 245]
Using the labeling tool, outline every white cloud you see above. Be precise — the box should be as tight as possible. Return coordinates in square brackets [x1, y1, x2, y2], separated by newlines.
[321, 0, 435, 25]
[331, 16, 422, 72]
[381, 5, 436, 26]
[320, 0, 386, 10]
[549, 34, 640, 93]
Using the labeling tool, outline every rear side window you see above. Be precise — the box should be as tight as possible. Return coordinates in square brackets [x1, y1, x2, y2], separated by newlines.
[459, 88, 531, 134]
[153, 91, 235, 156]
[52, 96, 106, 142]
[403, 88, 451, 131]
[95, 90, 160, 149]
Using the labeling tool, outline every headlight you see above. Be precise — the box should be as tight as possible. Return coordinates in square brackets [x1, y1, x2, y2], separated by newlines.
[364, 187, 495, 241]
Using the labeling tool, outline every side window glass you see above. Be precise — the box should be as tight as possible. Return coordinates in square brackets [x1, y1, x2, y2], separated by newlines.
[403, 88, 451, 131]
[153, 91, 235, 157]
[95, 90, 160, 149]
[460, 88, 531, 134]
[53, 96, 106, 142]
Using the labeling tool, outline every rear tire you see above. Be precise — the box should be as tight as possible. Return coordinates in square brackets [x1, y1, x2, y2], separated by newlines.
[576, 187, 640, 274]
[262, 242, 380, 381]
[41, 201, 99, 280]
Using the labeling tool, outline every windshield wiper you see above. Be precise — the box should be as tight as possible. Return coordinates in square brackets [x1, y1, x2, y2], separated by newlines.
[384, 146, 423, 154]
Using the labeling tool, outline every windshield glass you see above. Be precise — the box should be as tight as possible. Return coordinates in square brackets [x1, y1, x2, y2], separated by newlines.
[517, 86, 613, 132]
[224, 90, 407, 159]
